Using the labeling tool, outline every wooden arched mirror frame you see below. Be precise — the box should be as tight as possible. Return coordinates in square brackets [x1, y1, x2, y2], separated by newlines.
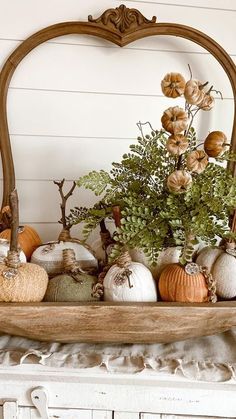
[0, 5, 236, 343]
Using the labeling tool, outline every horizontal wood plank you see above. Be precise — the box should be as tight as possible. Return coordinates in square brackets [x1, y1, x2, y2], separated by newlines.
[123, 0, 236, 10]
[0, 1, 235, 54]
[0, 302, 235, 343]
[8, 136, 133, 180]
[2, 40, 231, 98]
[7, 89, 234, 140]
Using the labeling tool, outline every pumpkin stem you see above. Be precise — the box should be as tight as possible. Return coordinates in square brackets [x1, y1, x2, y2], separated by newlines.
[54, 179, 76, 233]
[206, 86, 223, 100]
[112, 205, 122, 228]
[179, 233, 196, 266]
[187, 63, 193, 80]
[6, 189, 21, 269]
[63, 248, 85, 282]
[199, 81, 209, 90]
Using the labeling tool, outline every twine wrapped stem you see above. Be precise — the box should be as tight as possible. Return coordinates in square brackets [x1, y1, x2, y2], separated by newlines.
[62, 248, 84, 282]
[114, 251, 133, 288]
[200, 266, 217, 303]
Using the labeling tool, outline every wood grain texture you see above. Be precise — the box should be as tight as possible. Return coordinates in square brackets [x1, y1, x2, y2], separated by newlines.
[0, 301, 235, 343]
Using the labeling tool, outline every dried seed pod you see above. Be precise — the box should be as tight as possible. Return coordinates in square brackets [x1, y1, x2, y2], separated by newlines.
[161, 106, 189, 134]
[167, 170, 192, 193]
[186, 150, 208, 174]
[161, 72, 186, 98]
[184, 79, 206, 105]
[166, 134, 189, 156]
[204, 131, 228, 157]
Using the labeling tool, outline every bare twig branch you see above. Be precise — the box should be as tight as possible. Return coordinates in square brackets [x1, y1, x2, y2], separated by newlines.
[54, 179, 76, 230]
[9, 189, 19, 252]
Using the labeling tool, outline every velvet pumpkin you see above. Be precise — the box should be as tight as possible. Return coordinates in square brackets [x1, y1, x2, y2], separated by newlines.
[161, 106, 189, 134]
[184, 79, 206, 105]
[158, 263, 208, 303]
[196, 245, 236, 299]
[204, 131, 228, 157]
[129, 247, 182, 279]
[0, 238, 26, 263]
[161, 72, 186, 98]
[103, 252, 157, 302]
[0, 225, 42, 260]
[167, 170, 192, 193]
[44, 248, 99, 302]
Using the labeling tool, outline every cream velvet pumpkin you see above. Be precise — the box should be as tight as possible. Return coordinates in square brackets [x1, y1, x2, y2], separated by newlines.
[31, 241, 98, 275]
[196, 246, 236, 299]
[129, 247, 182, 279]
[103, 261, 157, 302]
[0, 238, 26, 263]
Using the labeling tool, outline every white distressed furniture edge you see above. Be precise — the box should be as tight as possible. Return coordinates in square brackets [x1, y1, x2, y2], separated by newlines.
[0, 367, 236, 418]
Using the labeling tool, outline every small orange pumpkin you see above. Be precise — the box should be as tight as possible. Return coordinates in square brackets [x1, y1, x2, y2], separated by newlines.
[198, 94, 215, 111]
[166, 134, 189, 156]
[161, 106, 189, 134]
[186, 150, 208, 174]
[0, 225, 42, 260]
[204, 131, 228, 157]
[158, 263, 208, 302]
[184, 79, 206, 105]
[167, 170, 192, 193]
[161, 73, 186, 98]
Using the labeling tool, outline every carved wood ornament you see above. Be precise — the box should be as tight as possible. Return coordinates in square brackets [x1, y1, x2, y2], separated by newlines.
[0, 3, 236, 234]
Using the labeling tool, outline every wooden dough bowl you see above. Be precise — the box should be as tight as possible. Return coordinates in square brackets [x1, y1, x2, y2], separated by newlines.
[0, 5, 236, 343]
[0, 302, 236, 343]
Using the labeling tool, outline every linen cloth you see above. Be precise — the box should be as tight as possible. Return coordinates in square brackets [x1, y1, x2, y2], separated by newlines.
[0, 328, 235, 382]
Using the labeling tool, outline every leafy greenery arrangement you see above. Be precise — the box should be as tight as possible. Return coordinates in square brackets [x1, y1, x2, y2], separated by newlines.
[68, 70, 236, 266]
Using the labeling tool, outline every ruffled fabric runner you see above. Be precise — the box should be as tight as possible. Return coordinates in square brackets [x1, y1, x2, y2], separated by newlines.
[0, 329, 236, 382]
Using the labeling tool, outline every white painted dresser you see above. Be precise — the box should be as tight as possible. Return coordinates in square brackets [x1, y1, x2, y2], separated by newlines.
[0, 365, 236, 418]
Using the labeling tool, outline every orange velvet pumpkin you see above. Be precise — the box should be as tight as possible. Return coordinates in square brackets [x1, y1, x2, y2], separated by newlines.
[158, 263, 208, 303]
[0, 225, 42, 260]
[204, 131, 227, 157]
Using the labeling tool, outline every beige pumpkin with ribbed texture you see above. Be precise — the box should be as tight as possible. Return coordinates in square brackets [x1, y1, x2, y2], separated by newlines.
[196, 245, 236, 299]
[0, 261, 48, 302]
[0, 189, 49, 302]
[158, 263, 208, 302]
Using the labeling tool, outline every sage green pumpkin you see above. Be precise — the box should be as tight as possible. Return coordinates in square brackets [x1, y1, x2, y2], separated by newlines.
[44, 273, 99, 302]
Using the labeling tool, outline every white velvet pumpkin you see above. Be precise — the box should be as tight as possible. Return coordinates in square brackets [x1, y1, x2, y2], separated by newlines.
[31, 240, 98, 275]
[0, 238, 26, 263]
[196, 246, 236, 299]
[129, 247, 182, 279]
[103, 261, 158, 302]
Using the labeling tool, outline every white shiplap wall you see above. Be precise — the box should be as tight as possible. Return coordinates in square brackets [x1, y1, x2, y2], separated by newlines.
[0, 0, 235, 242]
